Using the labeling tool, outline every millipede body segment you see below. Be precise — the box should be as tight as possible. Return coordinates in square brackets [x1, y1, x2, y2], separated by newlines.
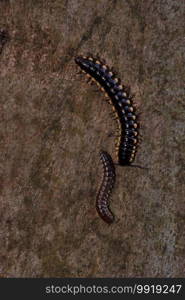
[96, 150, 116, 224]
[75, 55, 139, 165]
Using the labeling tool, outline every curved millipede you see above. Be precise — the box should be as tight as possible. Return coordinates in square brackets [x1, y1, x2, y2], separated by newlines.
[75, 55, 139, 166]
[96, 150, 116, 224]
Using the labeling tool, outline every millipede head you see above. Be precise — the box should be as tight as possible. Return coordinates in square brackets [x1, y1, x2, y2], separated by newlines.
[75, 55, 87, 66]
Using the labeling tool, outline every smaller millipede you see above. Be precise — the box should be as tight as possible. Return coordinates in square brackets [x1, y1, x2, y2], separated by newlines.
[0, 29, 9, 55]
[96, 150, 116, 224]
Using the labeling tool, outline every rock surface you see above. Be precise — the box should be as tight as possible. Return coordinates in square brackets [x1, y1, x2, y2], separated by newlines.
[0, 0, 184, 277]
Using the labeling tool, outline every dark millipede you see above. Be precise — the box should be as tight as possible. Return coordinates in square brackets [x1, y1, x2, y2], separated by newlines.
[0, 29, 9, 55]
[75, 55, 139, 166]
[96, 151, 116, 224]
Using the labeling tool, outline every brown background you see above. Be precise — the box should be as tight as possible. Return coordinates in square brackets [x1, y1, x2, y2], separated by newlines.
[0, 0, 184, 277]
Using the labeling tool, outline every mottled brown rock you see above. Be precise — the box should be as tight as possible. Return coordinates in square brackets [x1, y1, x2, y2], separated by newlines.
[0, 0, 184, 277]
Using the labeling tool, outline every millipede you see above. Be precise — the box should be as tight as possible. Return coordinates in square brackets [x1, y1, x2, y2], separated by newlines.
[0, 29, 9, 55]
[75, 55, 139, 166]
[96, 150, 116, 224]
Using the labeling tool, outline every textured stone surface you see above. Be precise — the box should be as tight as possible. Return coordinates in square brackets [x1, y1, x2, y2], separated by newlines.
[0, 0, 184, 277]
